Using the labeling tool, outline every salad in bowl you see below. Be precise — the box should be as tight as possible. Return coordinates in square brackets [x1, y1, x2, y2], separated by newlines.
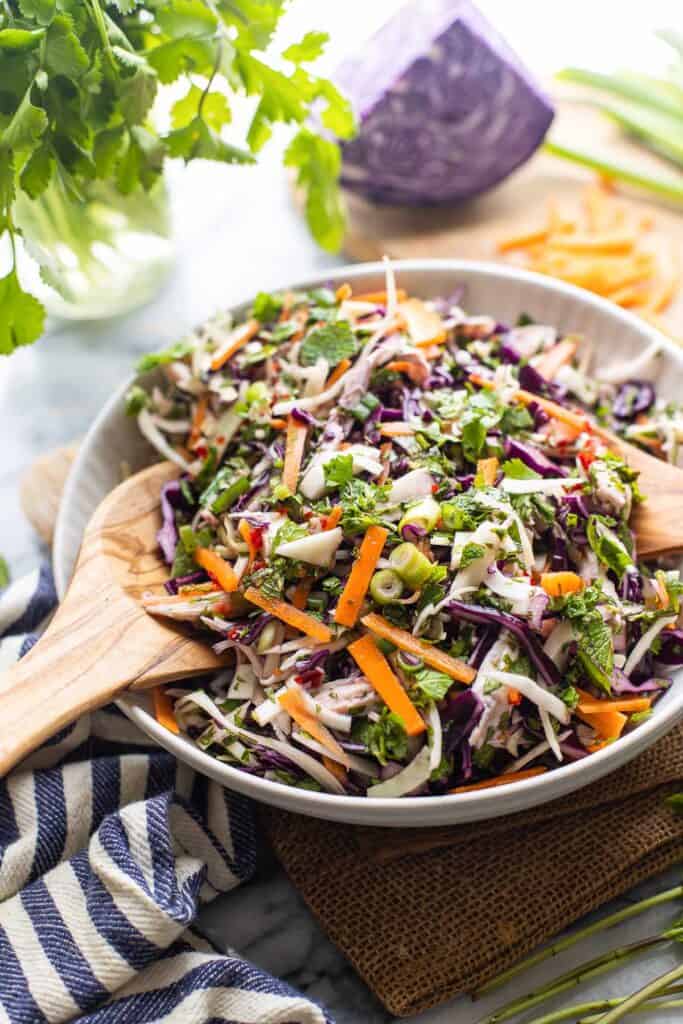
[128, 261, 683, 801]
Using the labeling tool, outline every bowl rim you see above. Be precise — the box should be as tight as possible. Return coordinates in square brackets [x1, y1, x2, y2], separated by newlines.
[54, 257, 683, 819]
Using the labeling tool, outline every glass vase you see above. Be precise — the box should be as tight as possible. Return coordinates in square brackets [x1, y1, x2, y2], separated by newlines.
[13, 176, 174, 322]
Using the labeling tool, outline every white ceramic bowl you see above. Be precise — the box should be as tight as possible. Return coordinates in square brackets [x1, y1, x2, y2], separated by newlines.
[54, 260, 683, 826]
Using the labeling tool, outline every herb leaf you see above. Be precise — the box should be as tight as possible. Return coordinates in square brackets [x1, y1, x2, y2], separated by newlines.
[299, 320, 359, 367]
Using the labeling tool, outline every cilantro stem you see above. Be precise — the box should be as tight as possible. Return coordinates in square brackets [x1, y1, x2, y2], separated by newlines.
[474, 884, 683, 998]
[197, 40, 223, 120]
[85, 0, 116, 72]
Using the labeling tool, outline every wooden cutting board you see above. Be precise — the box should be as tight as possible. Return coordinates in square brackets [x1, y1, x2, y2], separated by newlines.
[339, 98, 683, 334]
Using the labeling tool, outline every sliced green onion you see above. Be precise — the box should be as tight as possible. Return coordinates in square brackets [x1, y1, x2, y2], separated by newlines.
[212, 475, 249, 514]
[369, 569, 404, 605]
[256, 621, 279, 654]
[306, 593, 328, 613]
[398, 496, 441, 535]
[390, 542, 433, 587]
[350, 393, 380, 422]
[396, 651, 424, 674]
[179, 524, 198, 552]
[543, 140, 683, 204]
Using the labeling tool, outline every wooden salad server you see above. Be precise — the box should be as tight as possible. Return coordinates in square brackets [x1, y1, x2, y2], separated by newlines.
[594, 427, 683, 559]
[1, 424, 683, 777]
[0, 461, 221, 778]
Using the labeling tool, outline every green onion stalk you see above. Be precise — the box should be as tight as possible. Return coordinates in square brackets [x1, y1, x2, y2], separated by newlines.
[475, 883, 683, 1024]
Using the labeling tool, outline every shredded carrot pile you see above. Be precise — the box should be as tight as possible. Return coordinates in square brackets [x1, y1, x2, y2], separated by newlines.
[497, 179, 680, 342]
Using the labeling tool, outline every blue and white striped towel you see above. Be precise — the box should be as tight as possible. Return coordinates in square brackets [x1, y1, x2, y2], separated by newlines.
[0, 566, 332, 1024]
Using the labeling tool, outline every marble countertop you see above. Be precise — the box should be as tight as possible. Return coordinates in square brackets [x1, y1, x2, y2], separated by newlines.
[3, 152, 681, 1022]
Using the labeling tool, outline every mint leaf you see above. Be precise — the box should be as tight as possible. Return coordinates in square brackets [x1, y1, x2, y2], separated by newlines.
[272, 518, 307, 552]
[323, 453, 354, 489]
[501, 458, 541, 480]
[461, 391, 502, 463]
[299, 321, 358, 367]
[586, 516, 633, 578]
[0, 271, 45, 353]
[137, 338, 193, 371]
[412, 667, 454, 702]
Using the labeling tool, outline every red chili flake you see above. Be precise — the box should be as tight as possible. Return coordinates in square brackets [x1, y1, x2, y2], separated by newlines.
[431, 483, 439, 493]
[216, 435, 225, 445]
[251, 529, 264, 551]
[252, 559, 266, 572]
[195, 444, 208, 459]
[228, 627, 242, 641]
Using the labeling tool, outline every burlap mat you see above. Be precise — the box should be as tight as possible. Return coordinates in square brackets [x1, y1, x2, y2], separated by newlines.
[261, 724, 683, 1017]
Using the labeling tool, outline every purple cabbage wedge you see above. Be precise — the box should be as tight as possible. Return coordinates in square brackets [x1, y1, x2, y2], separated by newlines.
[335, 0, 553, 205]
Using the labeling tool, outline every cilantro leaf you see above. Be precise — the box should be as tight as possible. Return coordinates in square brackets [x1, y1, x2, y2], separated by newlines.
[284, 128, 346, 252]
[283, 31, 329, 65]
[460, 391, 502, 462]
[460, 542, 486, 570]
[171, 84, 231, 131]
[251, 290, 283, 322]
[17, 0, 55, 24]
[501, 458, 541, 480]
[19, 144, 54, 199]
[0, 271, 45, 354]
[45, 14, 88, 79]
[166, 116, 254, 165]
[353, 709, 408, 766]
[441, 492, 491, 531]
[299, 320, 359, 367]
[323, 453, 354, 490]
[137, 338, 193, 371]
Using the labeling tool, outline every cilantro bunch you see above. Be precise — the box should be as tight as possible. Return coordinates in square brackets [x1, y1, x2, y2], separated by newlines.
[0, 0, 355, 354]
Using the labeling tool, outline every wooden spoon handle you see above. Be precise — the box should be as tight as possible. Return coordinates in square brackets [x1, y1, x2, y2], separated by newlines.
[0, 591, 143, 775]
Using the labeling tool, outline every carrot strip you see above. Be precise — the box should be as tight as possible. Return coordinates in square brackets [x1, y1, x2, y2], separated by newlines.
[647, 270, 679, 313]
[347, 634, 426, 736]
[325, 357, 351, 389]
[534, 338, 577, 381]
[606, 283, 650, 308]
[548, 233, 636, 255]
[449, 767, 547, 793]
[334, 526, 388, 628]
[507, 688, 523, 706]
[278, 687, 350, 766]
[153, 687, 180, 734]
[574, 686, 627, 740]
[476, 457, 498, 486]
[323, 505, 343, 531]
[244, 587, 332, 643]
[323, 755, 348, 782]
[353, 288, 407, 304]
[540, 571, 584, 597]
[239, 519, 258, 567]
[335, 282, 352, 302]
[188, 394, 208, 449]
[210, 318, 260, 371]
[291, 578, 312, 611]
[282, 415, 307, 494]
[577, 696, 652, 715]
[470, 372, 590, 433]
[379, 421, 415, 437]
[361, 613, 476, 684]
[497, 228, 549, 253]
[269, 418, 287, 430]
[194, 548, 239, 593]
[385, 360, 429, 384]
